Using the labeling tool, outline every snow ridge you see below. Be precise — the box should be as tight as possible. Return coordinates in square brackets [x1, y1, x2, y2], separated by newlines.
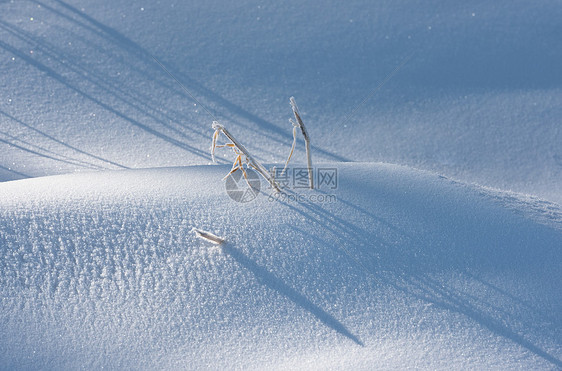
[1, 164, 560, 369]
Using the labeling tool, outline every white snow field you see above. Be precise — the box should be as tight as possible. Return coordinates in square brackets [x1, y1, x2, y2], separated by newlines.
[0, 164, 561, 369]
[1, 0, 561, 369]
[0, 0, 561, 203]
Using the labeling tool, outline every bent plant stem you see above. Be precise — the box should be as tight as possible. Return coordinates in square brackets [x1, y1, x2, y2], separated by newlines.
[212, 122, 282, 193]
[281, 124, 298, 176]
[290, 97, 313, 189]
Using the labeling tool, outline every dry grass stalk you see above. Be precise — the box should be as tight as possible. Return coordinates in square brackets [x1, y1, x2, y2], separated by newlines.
[212, 122, 281, 193]
[289, 97, 313, 189]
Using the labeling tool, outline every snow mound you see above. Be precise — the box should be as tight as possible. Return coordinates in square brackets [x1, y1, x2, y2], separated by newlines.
[1, 0, 561, 203]
[0, 163, 561, 369]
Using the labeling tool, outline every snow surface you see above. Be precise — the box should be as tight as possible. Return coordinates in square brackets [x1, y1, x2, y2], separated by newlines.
[1, 0, 562, 369]
[1, 0, 561, 202]
[1, 164, 561, 369]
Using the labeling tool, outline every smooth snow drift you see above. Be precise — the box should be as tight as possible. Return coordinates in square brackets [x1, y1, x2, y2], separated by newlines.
[1, 164, 560, 369]
[1, 0, 561, 368]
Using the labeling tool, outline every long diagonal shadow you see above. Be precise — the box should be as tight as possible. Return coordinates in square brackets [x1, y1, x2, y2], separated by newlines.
[44, 0, 349, 163]
[0, 164, 29, 179]
[0, 19, 206, 143]
[0, 126, 105, 171]
[222, 243, 364, 346]
[0, 137, 96, 170]
[0, 40, 211, 161]
[266, 190, 562, 367]
[394, 273, 562, 369]
[297, 195, 562, 367]
[0, 110, 127, 170]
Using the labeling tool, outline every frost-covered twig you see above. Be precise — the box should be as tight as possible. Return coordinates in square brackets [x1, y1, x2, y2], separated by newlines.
[212, 122, 281, 193]
[281, 120, 298, 176]
[192, 228, 225, 245]
[289, 97, 313, 189]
